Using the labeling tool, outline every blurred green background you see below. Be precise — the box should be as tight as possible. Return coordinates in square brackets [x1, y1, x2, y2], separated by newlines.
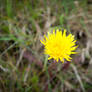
[0, 0, 92, 92]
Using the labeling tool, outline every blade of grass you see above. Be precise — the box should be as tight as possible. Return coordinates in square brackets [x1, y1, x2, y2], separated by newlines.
[71, 63, 86, 92]
[0, 42, 17, 57]
[43, 55, 48, 70]
[6, 0, 13, 18]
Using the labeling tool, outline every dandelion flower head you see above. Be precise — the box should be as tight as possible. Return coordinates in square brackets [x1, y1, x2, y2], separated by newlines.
[40, 29, 77, 63]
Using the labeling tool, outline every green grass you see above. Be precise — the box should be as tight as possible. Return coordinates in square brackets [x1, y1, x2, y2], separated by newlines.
[0, 0, 92, 92]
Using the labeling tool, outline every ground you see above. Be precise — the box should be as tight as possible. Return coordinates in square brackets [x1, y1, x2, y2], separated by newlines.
[0, 0, 92, 92]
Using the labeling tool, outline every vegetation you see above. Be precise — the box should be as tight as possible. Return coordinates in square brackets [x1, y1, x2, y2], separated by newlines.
[0, 0, 92, 92]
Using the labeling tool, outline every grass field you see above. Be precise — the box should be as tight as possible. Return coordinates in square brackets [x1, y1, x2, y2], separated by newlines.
[0, 0, 92, 92]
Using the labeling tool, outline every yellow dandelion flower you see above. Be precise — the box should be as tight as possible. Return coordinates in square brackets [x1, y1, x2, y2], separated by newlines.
[40, 29, 78, 63]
